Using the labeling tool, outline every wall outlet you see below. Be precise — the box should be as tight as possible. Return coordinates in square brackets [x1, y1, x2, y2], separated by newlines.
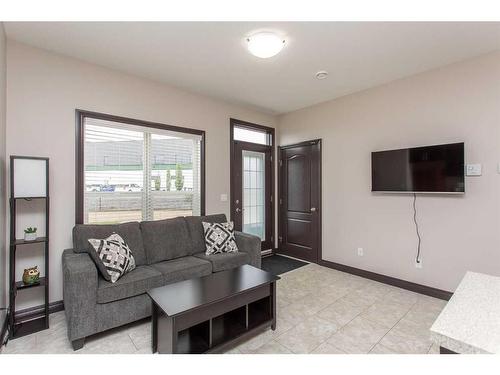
[220, 194, 228, 202]
[357, 247, 364, 256]
[415, 260, 423, 269]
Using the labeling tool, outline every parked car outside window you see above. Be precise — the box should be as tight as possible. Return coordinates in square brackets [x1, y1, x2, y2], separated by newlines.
[100, 185, 116, 192]
[114, 184, 142, 192]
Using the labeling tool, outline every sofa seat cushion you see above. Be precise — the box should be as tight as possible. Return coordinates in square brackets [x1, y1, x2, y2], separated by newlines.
[97, 265, 163, 304]
[151, 256, 212, 283]
[194, 251, 249, 272]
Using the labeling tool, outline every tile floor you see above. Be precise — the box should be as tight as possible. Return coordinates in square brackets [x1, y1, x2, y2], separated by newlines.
[1, 263, 446, 354]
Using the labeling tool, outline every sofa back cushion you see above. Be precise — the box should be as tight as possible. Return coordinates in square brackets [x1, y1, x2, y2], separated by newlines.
[72, 222, 147, 266]
[140, 217, 192, 264]
[184, 214, 228, 255]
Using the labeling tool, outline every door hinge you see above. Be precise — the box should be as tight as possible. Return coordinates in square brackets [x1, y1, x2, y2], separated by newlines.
[278, 236, 283, 242]
[270, 195, 273, 203]
[270, 155, 273, 162]
[279, 159, 283, 167]
[271, 236, 274, 243]
[279, 198, 282, 205]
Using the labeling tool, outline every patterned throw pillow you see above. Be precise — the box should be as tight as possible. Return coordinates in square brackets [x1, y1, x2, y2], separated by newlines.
[88, 233, 136, 283]
[202, 221, 239, 255]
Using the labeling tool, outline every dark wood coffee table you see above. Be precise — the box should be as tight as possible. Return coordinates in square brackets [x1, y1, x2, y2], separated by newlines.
[147, 264, 280, 354]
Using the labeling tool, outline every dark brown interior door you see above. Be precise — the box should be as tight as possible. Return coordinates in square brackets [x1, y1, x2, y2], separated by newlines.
[278, 140, 321, 263]
[232, 141, 273, 251]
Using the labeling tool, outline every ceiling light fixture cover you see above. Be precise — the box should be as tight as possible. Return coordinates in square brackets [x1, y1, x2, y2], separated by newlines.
[315, 71, 328, 80]
[246, 32, 285, 58]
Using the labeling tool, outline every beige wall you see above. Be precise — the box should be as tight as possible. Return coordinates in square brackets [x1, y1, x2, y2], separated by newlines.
[5, 37, 499, 308]
[0, 24, 6, 324]
[278, 52, 500, 292]
[5, 41, 276, 307]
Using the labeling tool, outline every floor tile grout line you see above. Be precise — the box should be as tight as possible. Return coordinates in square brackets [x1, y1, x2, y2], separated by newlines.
[242, 312, 298, 353]
[312, 289, 380, 354]
[427, 342, 437, 354]
[308, 340, 328, 354]
[367, 299, 419, 353]
[273, 314, 338, 354]
[128, 332, 140, 351]
[329, 288, 411, 353]
[368, 342, 396, 354]
[305, 322, 349, 354]
[277, 339, 300, 354]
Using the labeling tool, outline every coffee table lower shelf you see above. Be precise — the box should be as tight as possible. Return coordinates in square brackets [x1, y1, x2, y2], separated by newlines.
[151, 282, 277, 354]
[177, 319, 273, 354]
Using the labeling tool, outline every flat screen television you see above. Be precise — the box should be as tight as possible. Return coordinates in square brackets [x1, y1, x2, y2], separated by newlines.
[371, 142, 465, 193]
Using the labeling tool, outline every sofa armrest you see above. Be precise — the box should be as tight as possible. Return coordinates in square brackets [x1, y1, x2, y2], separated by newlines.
[235, 231, 261, 268]
[62, 249, 98, 341]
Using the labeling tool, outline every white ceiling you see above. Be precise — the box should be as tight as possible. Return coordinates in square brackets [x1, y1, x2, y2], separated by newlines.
[4, 22, 500, 114]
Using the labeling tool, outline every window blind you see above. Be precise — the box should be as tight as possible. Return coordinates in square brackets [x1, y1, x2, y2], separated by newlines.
[83, 117, 202, 224]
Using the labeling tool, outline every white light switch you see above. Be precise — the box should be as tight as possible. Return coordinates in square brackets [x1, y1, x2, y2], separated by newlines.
[220, 194, 228, 202]
[466, 164, 482, 176]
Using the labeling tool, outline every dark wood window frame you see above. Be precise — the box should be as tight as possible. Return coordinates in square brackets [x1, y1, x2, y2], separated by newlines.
[230, 118, 275, 250]
[75, 109, 206, 224]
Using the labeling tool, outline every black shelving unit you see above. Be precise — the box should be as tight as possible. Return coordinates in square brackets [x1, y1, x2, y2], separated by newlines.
[172, 296, 273, 354]
[8, 156, 50, 339]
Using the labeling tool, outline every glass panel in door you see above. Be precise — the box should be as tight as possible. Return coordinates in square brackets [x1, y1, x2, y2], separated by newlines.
[242, 150, 266, 241]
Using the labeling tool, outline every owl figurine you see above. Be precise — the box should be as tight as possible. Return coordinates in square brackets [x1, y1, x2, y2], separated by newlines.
[22, 266, 40, 285]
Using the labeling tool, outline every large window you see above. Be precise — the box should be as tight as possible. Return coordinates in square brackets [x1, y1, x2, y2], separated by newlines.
[76, 111, 204, 224]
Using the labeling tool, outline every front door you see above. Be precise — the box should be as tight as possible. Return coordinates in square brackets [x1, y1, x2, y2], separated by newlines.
[232, 141, 273, 250]
[278, 140, 321, 263]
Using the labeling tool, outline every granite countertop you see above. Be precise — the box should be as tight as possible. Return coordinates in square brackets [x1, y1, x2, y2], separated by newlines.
[430, 271, 500, 354]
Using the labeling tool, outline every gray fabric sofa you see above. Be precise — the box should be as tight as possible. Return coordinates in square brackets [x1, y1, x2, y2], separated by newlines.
[62, 214, 261, 350]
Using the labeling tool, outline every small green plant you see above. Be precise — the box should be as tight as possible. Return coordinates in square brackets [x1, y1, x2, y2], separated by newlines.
[24, 227, 37, 234]
[166, 169, 172, 191]
[175, 164, 184, 191]
[154, 177, 161, 191]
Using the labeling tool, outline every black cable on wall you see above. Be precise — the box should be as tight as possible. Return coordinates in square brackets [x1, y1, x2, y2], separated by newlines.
[413, 193, 422, 264]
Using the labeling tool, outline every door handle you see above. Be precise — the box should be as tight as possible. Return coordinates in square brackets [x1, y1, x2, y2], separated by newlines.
[235, 208, 241, 213]
[310, 207, 317, 212]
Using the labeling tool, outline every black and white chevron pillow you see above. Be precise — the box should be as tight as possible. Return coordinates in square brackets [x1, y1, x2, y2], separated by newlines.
[202, 221, 239, 255]
[88, 233, 136, 283]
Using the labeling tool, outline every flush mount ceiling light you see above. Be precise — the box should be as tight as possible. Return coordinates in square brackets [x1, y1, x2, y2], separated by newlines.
[246, 32, 285, 58]
[315, 71, 328, 80]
